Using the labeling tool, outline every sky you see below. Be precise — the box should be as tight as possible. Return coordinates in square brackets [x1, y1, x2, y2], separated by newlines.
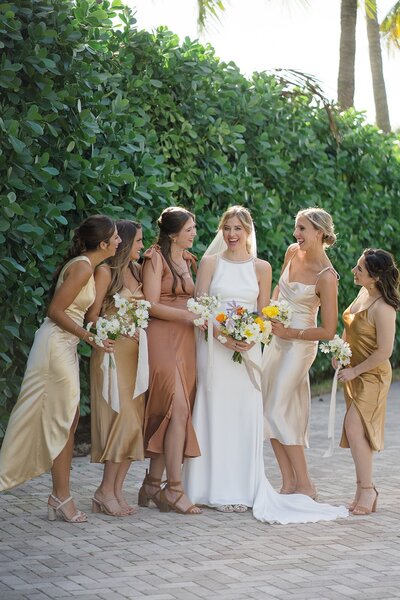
[125, 0, 400, 130]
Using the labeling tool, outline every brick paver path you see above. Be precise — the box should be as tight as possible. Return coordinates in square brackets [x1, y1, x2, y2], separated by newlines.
[1, 382, 399, 600]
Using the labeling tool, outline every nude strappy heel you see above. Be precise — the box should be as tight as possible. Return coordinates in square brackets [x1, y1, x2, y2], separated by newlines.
[352, 485, 378, 516]
[159, 481, 202, 514]
[138, 469, 164, 508]
[348, 480, 361, 512]
[47, 494, 87, 523]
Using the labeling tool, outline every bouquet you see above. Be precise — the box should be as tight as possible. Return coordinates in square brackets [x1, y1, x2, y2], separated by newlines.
[216, 302, 272, 363]
[261, 300, 292, 328]
[319, 334, 352, 367]
[113, 293, 151, 334]
[86, 315, 124, 348]
[187, 293, 221, 339]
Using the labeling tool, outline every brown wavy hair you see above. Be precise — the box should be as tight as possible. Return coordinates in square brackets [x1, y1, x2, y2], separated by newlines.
[156, 206, 195, 296]
[102, 220, 142, 314]
[363, 248, 400, 310]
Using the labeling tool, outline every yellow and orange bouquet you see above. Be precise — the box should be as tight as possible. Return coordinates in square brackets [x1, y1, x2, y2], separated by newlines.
[216, 302, 272, 363]
[262, 300, 292, 328]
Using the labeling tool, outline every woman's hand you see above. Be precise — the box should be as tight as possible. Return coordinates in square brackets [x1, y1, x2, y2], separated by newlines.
[271, 320, 292, 339]
[337, 367, 357, 382]
[220, 336, 253, 352]
[331, 357, 339, 370]
[87, 336, 115, 353]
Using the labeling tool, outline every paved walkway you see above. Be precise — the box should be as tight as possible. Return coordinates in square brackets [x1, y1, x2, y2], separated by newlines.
[1, 382, 400, 600]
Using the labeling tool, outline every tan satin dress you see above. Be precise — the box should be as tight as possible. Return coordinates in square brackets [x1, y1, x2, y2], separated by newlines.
[142, 245, 200, 459]
[90, 285, 145, 463]
[262, 260, 338, 446]
[340, 301, 391, 451]
[0, 256, 95, 491]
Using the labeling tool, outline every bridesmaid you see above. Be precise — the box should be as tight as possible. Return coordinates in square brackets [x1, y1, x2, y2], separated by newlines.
[0, 215, 119, 522]
[262, 207, 338, 499]
[138, 207, 201, 515]
[337, 249, 399, 515]
[88, 220, 146, 517]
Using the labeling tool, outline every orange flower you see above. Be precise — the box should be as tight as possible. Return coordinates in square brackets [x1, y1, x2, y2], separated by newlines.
[236, 307, 245, 315]
[216, 312, 227, 323]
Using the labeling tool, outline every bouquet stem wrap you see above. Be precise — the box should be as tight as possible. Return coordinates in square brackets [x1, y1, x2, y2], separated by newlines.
[323, 366, 340, 458]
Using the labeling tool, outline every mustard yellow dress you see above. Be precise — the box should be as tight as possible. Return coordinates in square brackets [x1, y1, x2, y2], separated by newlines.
[0, 256, 95, 491]
[90, 285, 145, 463]
[340, 301, 392, 451]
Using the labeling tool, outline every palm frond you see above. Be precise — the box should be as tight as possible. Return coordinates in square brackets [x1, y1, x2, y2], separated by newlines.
[380, 1, 400, 50]
[197, 0, 225, 32]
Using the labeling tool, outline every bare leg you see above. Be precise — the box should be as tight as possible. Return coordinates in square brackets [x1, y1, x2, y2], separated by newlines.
[345, 403, 376, 510]
[284, 445, 316, 497]
[50, 409, 86, 521]
[270, 439, 297, 493]
[94, 461, 126, 516]
[114, 460, 135, 513]
[163, 369, 201, 513]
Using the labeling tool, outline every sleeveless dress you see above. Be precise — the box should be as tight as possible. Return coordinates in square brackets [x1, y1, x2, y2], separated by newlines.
[262, 259, 336, 446]
[90, 284, 145, 463]
[142, 246, 200, 459]
[340, 299, 391, 451]
[0, 256, 95, 491]
[184, 256, 347, 523]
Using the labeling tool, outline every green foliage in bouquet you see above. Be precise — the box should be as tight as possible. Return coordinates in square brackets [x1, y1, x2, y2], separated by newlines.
[1, 0, 399, 430]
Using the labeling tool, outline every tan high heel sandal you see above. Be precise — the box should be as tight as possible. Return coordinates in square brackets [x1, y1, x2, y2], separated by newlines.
[159, 481, 202, 514]
[138, 469, 164, 508]
[91, 495, 126, 516]
[47, 494, 87, 523]
[348, 480, 361, 512]
[352, 485, 379, 516]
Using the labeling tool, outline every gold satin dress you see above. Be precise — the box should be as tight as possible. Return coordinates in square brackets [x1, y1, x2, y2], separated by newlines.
[340, 304, 391, 451]
[0, 256, 95, 492]
[90, 285, 145, 463]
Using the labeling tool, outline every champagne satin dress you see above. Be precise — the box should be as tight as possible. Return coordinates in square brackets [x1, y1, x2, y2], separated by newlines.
[0, 256, 95, 491]
[90, 285, 145, 463]
[142, 245, 200, 459]
[340, 300, 391, 451]
[262, 259, 337, 446]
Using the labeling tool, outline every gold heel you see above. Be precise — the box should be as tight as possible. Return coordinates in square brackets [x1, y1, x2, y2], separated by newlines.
[348, 480, 361, 512]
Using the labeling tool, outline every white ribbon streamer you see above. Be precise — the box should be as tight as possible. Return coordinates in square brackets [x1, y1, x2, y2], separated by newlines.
[101, 353, 120, 413]
[133, 328, 149, 400]
[242, 354, 262, 391]
[206, 318, 214, 392]
[323, 366, 340, 458]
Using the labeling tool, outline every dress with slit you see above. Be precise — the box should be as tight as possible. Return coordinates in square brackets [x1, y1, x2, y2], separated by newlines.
[142, 245, 200, 459]
[90, 284, 145, 463]
[183, 255, 347, 524]
[262, 258, 337, 446]
[0, 256, 95, 491]
[340, 300, 391, 451]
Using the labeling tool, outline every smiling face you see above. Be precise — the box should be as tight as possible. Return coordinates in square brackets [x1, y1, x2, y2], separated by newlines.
[130, 227, 144, 261]
[222, 216, 248, 252]
[173, 217, 196, 250]
[352, 255, 377, 288]
[293, 216, 322, 251]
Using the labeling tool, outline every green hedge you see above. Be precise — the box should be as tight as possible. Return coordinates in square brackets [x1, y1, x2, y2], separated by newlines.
[1, 0, 399, 429]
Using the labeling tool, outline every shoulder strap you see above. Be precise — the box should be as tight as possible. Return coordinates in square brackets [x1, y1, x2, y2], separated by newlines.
[367, 296, 382, 311]
[315, 266, 340, 283]
[59, 255, 91, 281]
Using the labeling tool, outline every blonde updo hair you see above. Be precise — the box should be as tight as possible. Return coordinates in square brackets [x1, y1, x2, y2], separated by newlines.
[296, 207, 336, 247]
[218, 205, 254, 254]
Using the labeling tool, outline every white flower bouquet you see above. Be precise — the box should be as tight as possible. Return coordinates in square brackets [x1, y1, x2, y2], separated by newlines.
[261, 300, 292, 328]
[319, 334, 352, 367]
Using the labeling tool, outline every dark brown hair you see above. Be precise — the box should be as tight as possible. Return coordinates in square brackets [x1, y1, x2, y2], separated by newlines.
[156, 206, 195, 296]
[102, 220, 142, 314]
[363, 248, 400, 310]
[50, 215, 115, 299]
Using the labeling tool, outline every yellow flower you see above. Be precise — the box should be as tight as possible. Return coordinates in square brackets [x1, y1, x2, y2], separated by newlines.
[255, 317, 265, 331]
[216, 312, 227, 323]
[262, 305, 279, 319]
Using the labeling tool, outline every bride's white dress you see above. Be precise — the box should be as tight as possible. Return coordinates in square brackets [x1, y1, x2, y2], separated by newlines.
[183, 255, 348, 523]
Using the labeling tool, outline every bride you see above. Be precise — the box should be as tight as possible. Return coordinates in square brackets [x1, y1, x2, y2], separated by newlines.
[183, 206, 348, 523]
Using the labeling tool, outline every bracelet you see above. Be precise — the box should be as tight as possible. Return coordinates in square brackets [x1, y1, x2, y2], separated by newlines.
[297, 329, 305, 339]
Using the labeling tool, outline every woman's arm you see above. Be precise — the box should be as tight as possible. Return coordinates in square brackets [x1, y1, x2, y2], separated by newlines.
[255, 259, 272, 312]
[338, 303, 396, 382]
[142, 253, 196, 322]
[195, 255, 217, 296]
[272, 270, 338, 341]
[86, 265, 111, 324]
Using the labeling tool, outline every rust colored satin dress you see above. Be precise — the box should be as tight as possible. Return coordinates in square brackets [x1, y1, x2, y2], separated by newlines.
[142, 245, 200, 459]
[340, 301, 392, 451]
[90, 284, 145, 463]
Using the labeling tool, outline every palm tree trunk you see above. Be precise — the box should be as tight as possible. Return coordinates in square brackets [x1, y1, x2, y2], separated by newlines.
[366, 0, 391, 132]
[337, 0, 357, 110]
